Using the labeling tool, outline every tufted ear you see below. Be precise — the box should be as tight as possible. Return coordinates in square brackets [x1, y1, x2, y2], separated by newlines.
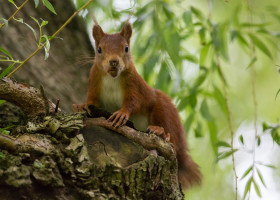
[92, 24, 105, 46]
[120, 22, 132, 44]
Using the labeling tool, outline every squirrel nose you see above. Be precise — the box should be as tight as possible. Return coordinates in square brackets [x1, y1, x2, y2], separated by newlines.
[109, 60, 119, 67]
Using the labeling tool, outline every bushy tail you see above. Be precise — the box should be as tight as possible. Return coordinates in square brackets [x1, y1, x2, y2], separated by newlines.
[177, 148, 202, 189]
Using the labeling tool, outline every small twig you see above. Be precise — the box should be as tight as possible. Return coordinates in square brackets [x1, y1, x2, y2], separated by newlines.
[247, 1, 259, 199]
[55, 99, 60, 113]
[216, 56, 238, 200]
[0, 59, 22, 63]
[6, 0, 93, 77]
[39, 85, 50, 115]
[0, 0, 30, 30]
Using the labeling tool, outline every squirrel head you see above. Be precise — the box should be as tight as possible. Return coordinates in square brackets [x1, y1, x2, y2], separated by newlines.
[92, 22, 133, 78]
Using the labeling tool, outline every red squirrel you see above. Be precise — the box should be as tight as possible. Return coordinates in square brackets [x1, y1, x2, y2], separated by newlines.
[73, 21, 201, 189]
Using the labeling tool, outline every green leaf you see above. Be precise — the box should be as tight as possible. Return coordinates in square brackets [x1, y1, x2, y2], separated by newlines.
[216, 149, 238, 162]
[240, 22, 270, 28]
[184, 113, 195, 134]
[262, 122, 270, 131]
[275, 88, 280, 100]
[194, 67, 208, 88]
[41, 19, 48, 27]
[271, 128, 280, 145]
[236, 32, 249, 49]
[200, 99, 212, 121]
[8, 0, 17, 8]
[30, 16, 40, 27]
[213, 85, 227, 115]
[24, 22, 37, 40]
[34, 0, 39, 8]
[184, 54, 198, 63]
[243, 178, 252, 200]
[16, 17, 37, 40]
[216, 141, 231, 148]
[199, 42, 212, 66]
[194, 121, 203, 138]
[246, 57, 257, 69]
[240, 166, 253, 180]
[155, 61, 170, 90]
[248, 33, 272, 59]
[199, 27, 206, 45]
[257, 136, 261, 146]
[183, 10, 193, 28]
[0, 18, 8, 27]
[190, 6, 205, 21]
[42, 0, 57, 15]
[0, 100, 6, 105]
[0, 63, 15, 78]
[0, 46, 13, 59]
[42, 35, 50, 52]
[256, 161, 276, 169]
[178, 96, 189, 111]
[253, 179, 261, 197]
[239, 134, 244, 145]
[208, 121, 218, 155]
[44, 46, 49, 60]
[143, 55, 158, 81]
[164, 32, 181, 66]
[256, 167, 266, 188]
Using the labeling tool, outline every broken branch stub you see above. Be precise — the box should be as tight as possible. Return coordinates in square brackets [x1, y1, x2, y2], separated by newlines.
[0, 78, 56, 119]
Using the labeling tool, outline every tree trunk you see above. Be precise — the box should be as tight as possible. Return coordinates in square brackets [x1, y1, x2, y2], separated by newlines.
[0, 0, 94, 112]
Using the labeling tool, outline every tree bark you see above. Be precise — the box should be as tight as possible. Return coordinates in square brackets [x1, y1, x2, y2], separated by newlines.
[0, 79, 185, 199]
[0, 0, 94, 112]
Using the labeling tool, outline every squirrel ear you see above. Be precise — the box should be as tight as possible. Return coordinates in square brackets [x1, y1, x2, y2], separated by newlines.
[120, 22, 132, 43]
[92, 25, 105, 45]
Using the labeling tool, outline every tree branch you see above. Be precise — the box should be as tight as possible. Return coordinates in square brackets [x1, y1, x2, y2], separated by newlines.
[0, 78, 55, 119]
[84, 117, 176, 161]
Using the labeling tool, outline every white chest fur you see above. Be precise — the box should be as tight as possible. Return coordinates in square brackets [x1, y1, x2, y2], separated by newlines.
[99, 75, 149, 132]
[100, 75, 124, 113]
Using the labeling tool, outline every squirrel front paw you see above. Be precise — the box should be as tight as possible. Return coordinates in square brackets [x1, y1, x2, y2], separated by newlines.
[147, 125, 170, 142]
[108, 110, 130, 128]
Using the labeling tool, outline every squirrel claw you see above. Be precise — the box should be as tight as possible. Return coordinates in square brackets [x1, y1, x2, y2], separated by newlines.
[147, 125, 170, 142]
[108, 110, 129, 128]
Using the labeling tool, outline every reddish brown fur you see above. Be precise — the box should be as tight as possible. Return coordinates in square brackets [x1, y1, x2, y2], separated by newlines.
[73, 22, 201, 189]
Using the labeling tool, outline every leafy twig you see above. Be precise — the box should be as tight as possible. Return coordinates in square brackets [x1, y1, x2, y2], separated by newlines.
[6, 0, 93, 78]
[216, 55, 238, 200]
[0, 0, 30, 30]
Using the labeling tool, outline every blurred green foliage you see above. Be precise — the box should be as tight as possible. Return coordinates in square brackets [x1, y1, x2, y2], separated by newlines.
[73, 0, 280, 199]
[1, 0, 280, 199]
[76, 0, 280, 198]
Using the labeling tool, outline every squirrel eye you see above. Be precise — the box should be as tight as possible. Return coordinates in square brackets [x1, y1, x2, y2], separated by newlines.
[97, 46, 102, 54]
[125, 46, 129, 53]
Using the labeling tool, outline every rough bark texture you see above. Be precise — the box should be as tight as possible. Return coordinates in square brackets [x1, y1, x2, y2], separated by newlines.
[0, 0, 94, 112]
[0, 114, 184, 200]
[0, 78, 55, 119]
[0, 80, 184, 199]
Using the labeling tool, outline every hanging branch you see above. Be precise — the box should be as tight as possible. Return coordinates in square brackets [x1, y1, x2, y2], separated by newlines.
[216, 56, 238, 200]
[247, 1, 260, 199]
